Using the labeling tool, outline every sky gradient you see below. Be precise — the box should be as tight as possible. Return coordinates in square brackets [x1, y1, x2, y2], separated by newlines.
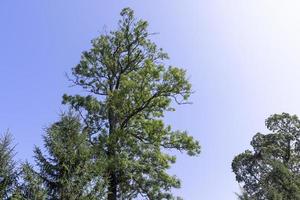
[1, 1, 300, 199]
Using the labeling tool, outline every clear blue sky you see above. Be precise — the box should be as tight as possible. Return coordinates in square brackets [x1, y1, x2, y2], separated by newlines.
[1, 1, 300, 199]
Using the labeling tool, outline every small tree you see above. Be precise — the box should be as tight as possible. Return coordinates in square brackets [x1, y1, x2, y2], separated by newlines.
[34, 113, 104, 200]
[15, 162, 47, 200]
[232, 113, 300, 199]
[0, 131, 18, 200]
[63, 7, 200, 200]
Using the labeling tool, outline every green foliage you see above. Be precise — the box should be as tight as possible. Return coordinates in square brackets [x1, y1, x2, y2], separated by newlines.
[63, 7, 200, 200]
[232, 113, 300, 199]
[235, 187, 252, 200]
[34, 113, 105, 200]
[0, 132, 18, 200]
[16, 162, 47, 200]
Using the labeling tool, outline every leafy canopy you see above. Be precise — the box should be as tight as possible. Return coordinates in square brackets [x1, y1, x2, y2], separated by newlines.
[63, 7, 200, 200]
[232, 113, 300, 200]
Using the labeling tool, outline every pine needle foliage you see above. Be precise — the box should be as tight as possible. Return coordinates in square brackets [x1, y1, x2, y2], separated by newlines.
[16, 162, 47, 200]
[0, 132, 18, 200]
[34, 113, 105, 200]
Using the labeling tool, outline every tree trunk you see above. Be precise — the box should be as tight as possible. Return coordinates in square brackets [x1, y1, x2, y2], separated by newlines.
[107, 106, 118, 200]
[108, 171, 117, 200]
[107, 143, 117, 200]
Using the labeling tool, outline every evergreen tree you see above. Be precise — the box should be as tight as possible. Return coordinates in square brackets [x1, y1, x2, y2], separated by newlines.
[0, 132, 18, 200]
[15, 162, 47, 200]
[232, 113, 300, 199]
[63, 7, 200, 200]
[34, 113, 104, 200]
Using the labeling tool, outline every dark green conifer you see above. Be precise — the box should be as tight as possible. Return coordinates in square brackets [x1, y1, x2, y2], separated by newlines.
[15, 162, 47, 200]
[34, 113, 104, 200]
[0, 132, 18, 200]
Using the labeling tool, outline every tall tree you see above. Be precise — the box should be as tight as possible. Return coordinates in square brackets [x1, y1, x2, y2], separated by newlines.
[232, 113, 300, 199]
[34, 113, 104, 200]
[63, 7, 200, 200]
[0, 132, 18, 200]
